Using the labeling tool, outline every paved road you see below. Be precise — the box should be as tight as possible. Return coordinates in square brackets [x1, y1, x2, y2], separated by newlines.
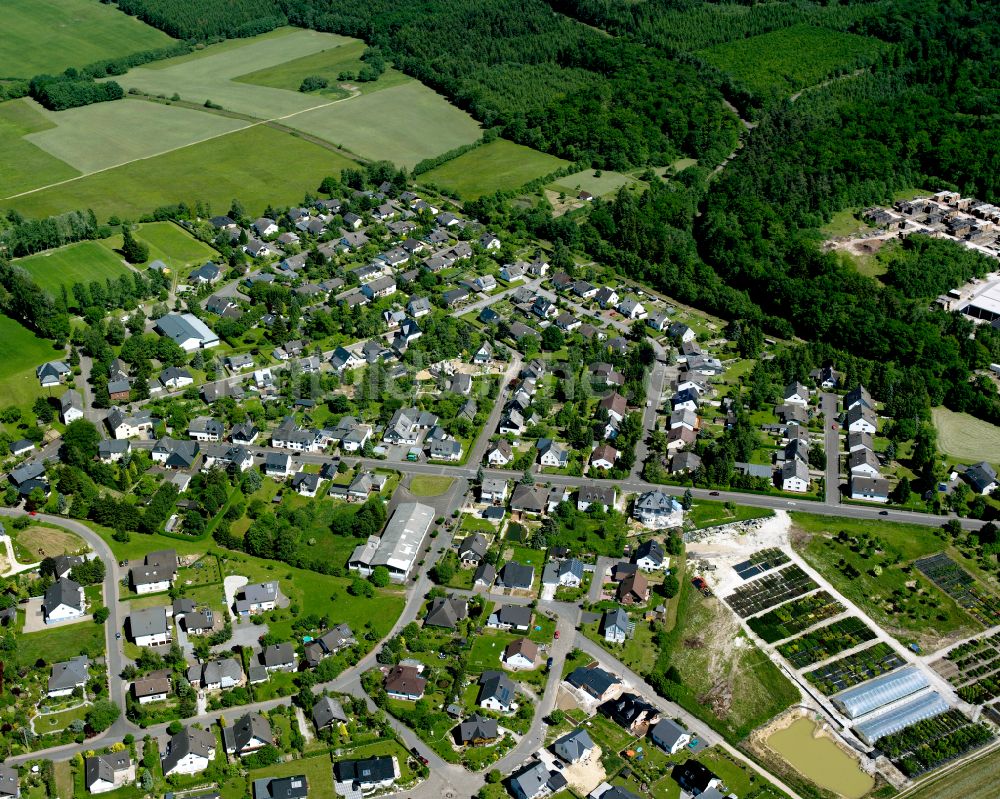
[634, 358, 668, 478]
[821, 392, 841, 504]
[466, 354, 523, 467]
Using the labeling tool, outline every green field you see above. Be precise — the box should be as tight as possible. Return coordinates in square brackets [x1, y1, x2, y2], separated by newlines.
[697, 24, 885, 98]
[236, 38, 412, 96]
[548, 168, 638, 199]
[421, 139, 569, 199]
[15, 241, 132, 297]
[286, 80, 482, 168]
[689, 500, 774, 529]
[116, 29, 352, 119]
[0, 100, 79, 198]
[106, 221, 219, 271]
[0, 0, 173, 78]
[931, 407, 1000, 466]
[18, 621, 104, 668]
[904, 746, 1000, 799]
[247, 753, 335, 797]
[0, 315, 65, 409]
[24, 98, 248, 175]
[409, 476, 454, 497]
[2, 124, 360, 220]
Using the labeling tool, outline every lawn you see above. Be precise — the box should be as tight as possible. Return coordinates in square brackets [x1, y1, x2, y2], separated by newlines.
[0, 314, 65, 409]
[698, 25, 885, 98]
[236, 38, 412, 96]
[820, 208, 875, 239]
[247, 751, 335, 797]
[32, 703, 89, 735]
[932, 407, 1000, 466]
[14, 241, 132, 299]
[408, 476, 454, 497]
[549, 168, 638, 199]
[0, 0, 173, 78]
[421, 139, 569, 199]
[3, 124, 361, 220]
[17, 622, 104, 667]
[336, 740, 415, 784]
[104, 221, 219, 272]
[688, 500, 774, 529]
[468, 629, 519, 672]
[0, 99, 79, 197]
[115, 29, 354, 119]
[13, 525, 87, 560]
[286, 80, 482, 168]
[791, 513, 980, 649]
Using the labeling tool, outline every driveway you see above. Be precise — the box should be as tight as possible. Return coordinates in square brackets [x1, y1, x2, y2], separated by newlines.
[22, 596, 94, 632]
[214, 620, 266, 653]
[223, 575, 247, 620]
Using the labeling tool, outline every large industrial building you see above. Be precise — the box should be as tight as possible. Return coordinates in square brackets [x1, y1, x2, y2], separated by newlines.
[348, 502, 434, 581]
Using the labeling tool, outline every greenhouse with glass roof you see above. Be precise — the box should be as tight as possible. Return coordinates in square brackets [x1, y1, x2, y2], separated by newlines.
[831, 666, 930, 719]
[854, 691, 950, 746]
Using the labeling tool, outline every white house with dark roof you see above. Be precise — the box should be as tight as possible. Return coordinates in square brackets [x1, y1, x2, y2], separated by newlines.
[43, 577, 84, 623]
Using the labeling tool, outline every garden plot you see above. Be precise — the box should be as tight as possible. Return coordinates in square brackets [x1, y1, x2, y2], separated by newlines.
[804, 642, 906, 695]
[915, 553, 1000, 627]
[747, 590, 845, 643]
[733, 548, 790, 580]
[777, 617, 878, 669]
[933, 631, 1000, 705]
[876, 709, 995, 778]
[725, 564, 817, 618]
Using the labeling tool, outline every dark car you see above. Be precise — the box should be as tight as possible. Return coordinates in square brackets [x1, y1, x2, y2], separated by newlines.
[879, 510, 889, 515]
[709, 491, 720, 496]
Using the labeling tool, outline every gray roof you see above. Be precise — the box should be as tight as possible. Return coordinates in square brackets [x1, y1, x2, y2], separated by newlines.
[424, 597, 468, 629]
[603, 607, 629, 634]
[650, 718, 689, 750]
[333, 756, 395, 785]
[312, 696, 348, 728]
[498, 561, 534, 589]
[490, 605, 532, 628]
[85, 752, 131, 789]
[0, 765, 17, 798]
[130, 606, 169, 638]
[44, 577, 82, 614]
[162, 726, 216, 774]
[457, 713, 498, 743]
[225, 712, 271, 754]
[48, 655, 89, 691]
[155, 313, 217, 347]
[260, 642, 295, 668]
[478, 670, 516, 706]
[553, 727, 595, 762]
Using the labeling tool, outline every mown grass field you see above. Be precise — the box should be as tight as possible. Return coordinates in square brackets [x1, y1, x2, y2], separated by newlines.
[0, 0, 173, 78]
[236, 38, 412, 96]
[549, 168, 638, 198]
[105, 221, 219, 271]
[697, 24, 885, 98]
[15, 240, 132, 296]
[409, 475, 454, 497]
[421, 139, 569, 198]
[287, 80, 482, 168]
[13, 525, 86, 560]
[0, 314, 67, 409]
[116, 29, 354, 119]
[0, 99, 79, 198]
[931, 407, 1000, 466]
[17, 620, 104, 667]
[2, 125, 360, 220]
[25, 98, 248, 174]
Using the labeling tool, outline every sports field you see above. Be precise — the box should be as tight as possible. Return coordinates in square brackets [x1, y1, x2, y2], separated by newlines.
[0, 314, 64, 410]
[0, 100, 79, 197]
[2, 125, 359, 220]
[697, 24, 885, 98]
[116, 29, 353, 119]
[932, 407, 1000, 466]
[548, 168, 638, 198]
[25, 98, 249, 174]
[288, 81, 481, 168]
[0, 0, 173, 78]
[235, 39, 412, 96]
[15, 241, 132, 297]
[421, 139, 569, 198]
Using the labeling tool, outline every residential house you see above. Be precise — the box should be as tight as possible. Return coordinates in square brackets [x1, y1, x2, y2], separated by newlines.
[188, 416, 224, 442]
[784, 381, 810, 406]
[849, 448, 882, 478]
[617, 299, 646, 320]
[253, 776, 309, 799]
[231, 422, 260, 445]
[633, 490, 683, 528]
[781, 459, 810, 493]
[847, 431, 874, 453]
[151, 437, 199, 469]
[130, 549, 177, 594]
[633, 540, 666, 571]
[510, 762, 566, 799]
[538, 439, 570, 469]
[234, 581, 279, 616]
[458, 534, 488, 567]
[60, 389, 84, 424]
[668, 323, 696, 343]
[260, 643, 296, 673]
[36, 360, 70, 387]
[497, 561, 534, 590]
[617, 573, 649, 605]
[650, 718, 691, 754]
[964, 461, 998, 495]
[847, 404, 878, 434]
[557, 559, 584, 587]
[487, 605, 532, 632]
[480, 477, 509, 505]
[424, 597, 468, 629]
[333, 757, 397, 793]
[84, 752, 134, 794]
[263, 452, 295, 479]
[106, 407, 154, 440]
[845, 384, 874, 412]
[161, 727, 217, 776]
[850, 476, 891, 503]
[599, 392, 628, 423]
[478, 670, 516, 712]
[577, 485, 616, 511]
[503, 638, 538, 670]
[486, 440, 514, 467]
[0, 765, 18, 799]
[672, 761, 722, 796]
[456, 714, 499, 746]
[155, 313, 219, 351]
[253, 218, 278, 237]
[474, 562, 496, 588]
[130, 606, 171, 647]
[599, 692, 660, 735]
[43, 577, 84, 623]
[47, 656, 89, 697]
[647, 311, 669, 332]
[291, 472, 321, 498]
[567, 666, 620, 701]
[312, 696, 348, 730]
[159, 366, 194, 389]
[303, 624, 357, 667]
[670, 451, 702, 475]
[554, 728, 596, 763]
[384, 665, 426, 701]
[223, 713, 272, 757]
[590, 443, 618, 471]
[407, 296, 432, 317]
[603, 607, 629, 644]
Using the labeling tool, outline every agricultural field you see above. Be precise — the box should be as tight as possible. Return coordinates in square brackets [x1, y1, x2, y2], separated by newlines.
[116, 29, 351, 118]
[747, 591, 846, 644]
[0, 99, 79, 198]
[12, 525, 87, 561]
[724, 564, 817, 618]
[697, 24, 885, 98]
[777, 617, 877, 669]
[804, 642, 906, 695]
[0, 0, 173, 78]
[792, 513, 983, 649]
[0, 314, 66, 409]
[905, 746, 1000, 799]
[24, 98, 248, 175]
[14, 240, 132, 297]
[915, 554, 1000, 627]
[235, 38, 411, 96]
[286, 81, 482, 168]
[936, 631, 1000, 705]
[421, 139, 570, 199]
[931, 407, 1000, 466]
[3, 124, 359, 220]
